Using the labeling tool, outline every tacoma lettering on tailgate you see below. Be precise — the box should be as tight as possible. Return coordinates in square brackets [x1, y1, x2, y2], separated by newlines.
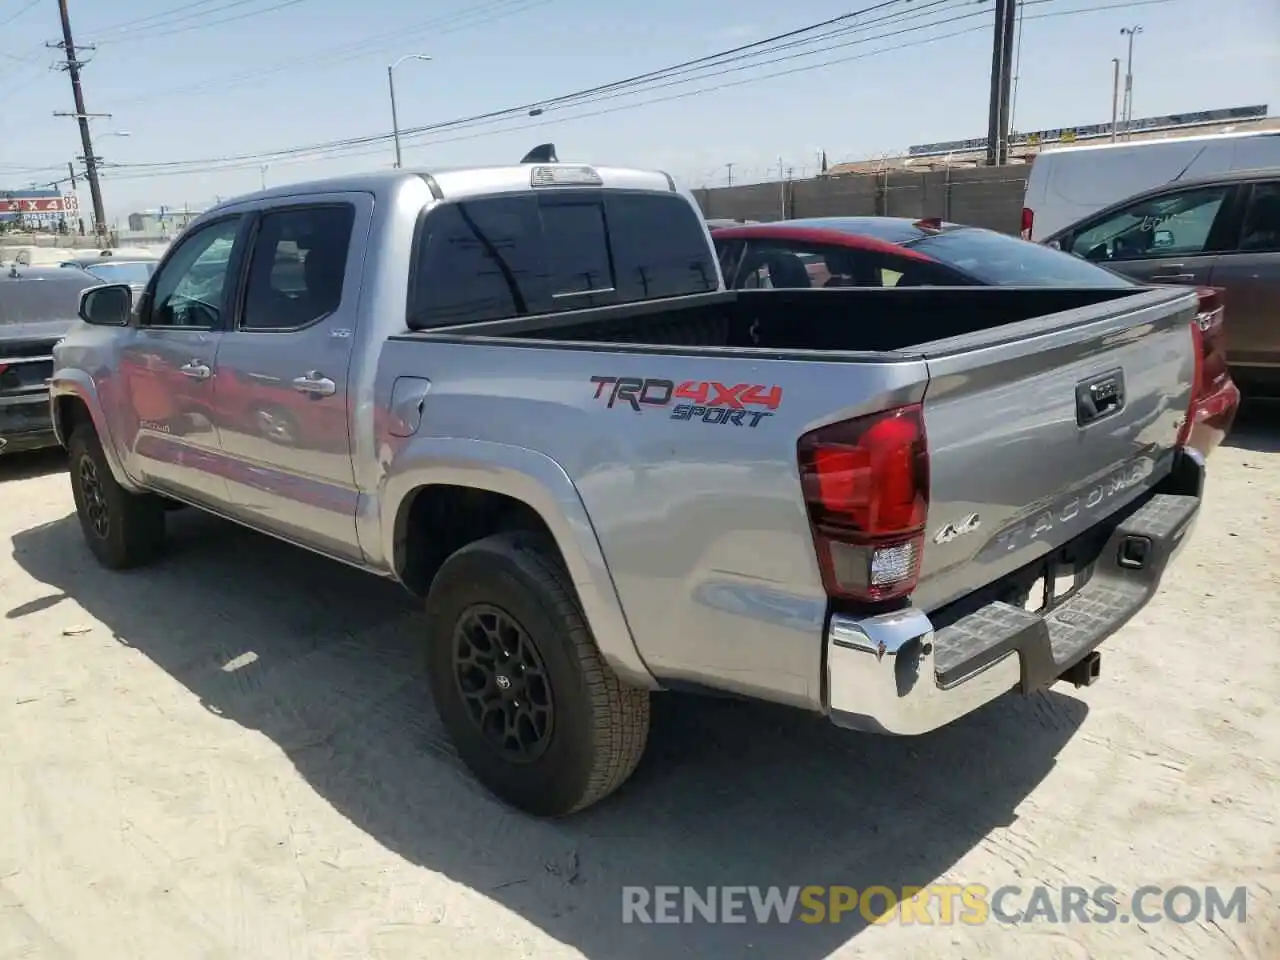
[589, 376, 783, 428]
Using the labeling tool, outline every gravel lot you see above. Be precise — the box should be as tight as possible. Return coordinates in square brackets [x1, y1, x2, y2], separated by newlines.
[1, 412, 1278, 960]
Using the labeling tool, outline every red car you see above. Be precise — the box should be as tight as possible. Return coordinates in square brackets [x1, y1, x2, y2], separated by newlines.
[711, 217, 1238, 457]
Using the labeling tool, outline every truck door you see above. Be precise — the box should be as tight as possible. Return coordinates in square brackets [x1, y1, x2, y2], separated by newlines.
[1207, 180, 1280, 377]
[210, 194, 372, 561]
[117, 214, 247, 506]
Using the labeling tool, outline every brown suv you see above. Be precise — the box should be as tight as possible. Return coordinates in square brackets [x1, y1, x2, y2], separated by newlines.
[1045, 167, 1280, 395]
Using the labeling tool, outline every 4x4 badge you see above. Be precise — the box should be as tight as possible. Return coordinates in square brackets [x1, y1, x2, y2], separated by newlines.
[933, 513, 981, 545]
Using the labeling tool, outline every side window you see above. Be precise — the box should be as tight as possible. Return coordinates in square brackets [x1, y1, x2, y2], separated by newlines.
[410, 196, 547, 328]
[604, 193, 718, 299]
[714, 238, 742, 286]
[736, 241, 882, 289]
[241, 204, 356, 331]
[1238, 182, 1280, 253]
[147, 216, 242, 328]
[1069, 186, 1231, 263]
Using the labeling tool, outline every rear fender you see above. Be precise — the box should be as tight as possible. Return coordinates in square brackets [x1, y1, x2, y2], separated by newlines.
[49, 371, 144, 493]
[380, 437, 658, 690]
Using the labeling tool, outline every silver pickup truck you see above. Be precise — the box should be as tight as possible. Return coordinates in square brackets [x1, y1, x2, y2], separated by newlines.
[51, 157, 1211, 817]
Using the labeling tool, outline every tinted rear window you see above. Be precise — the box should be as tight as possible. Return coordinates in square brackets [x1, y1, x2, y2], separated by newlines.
[909, 228, 1135, 287]
[409, 189, 716, 327]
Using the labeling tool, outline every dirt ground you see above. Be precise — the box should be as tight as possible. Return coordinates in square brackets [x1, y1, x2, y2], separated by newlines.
[1, 414, 1278, 960]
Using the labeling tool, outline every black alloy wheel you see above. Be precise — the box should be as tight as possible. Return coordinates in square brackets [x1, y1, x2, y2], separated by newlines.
[452, 603, 555, 762]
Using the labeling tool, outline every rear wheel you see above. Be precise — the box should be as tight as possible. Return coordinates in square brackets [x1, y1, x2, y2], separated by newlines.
[424, 531, 650, 817]
[67, 425, 166, 569]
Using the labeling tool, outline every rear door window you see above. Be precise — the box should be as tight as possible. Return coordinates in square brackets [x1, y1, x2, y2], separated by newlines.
[409, 189, 717, 328]
[1237, 182, 1280, 253]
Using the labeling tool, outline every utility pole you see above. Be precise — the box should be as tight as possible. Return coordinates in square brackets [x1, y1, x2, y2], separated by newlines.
[985, 0, 1017, 166]
[1110, 58, 1121, 142]
[778, 157, 786, 218]
[53, 0, 105, 238]
[1120, 25, 1143, 139]
[725, 162, 734, 187]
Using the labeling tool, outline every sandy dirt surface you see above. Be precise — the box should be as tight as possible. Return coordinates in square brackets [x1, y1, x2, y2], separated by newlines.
[1, 419, 1278, 960]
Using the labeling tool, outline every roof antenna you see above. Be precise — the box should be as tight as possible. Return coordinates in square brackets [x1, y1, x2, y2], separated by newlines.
[520, 143, 557, 163]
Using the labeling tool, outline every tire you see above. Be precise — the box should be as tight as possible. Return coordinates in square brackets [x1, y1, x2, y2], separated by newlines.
[424, 531, 650, 817]
[67, 424, 166, 570]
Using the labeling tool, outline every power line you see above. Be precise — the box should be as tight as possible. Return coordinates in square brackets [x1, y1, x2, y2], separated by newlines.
[91, 0, 257, 34]
[100, 0, 953, 170]
[94, 0, 316, 44]
[0, 0, 41, 27]
[107, 0, 551, 107]
[96, 0, 1177, 183]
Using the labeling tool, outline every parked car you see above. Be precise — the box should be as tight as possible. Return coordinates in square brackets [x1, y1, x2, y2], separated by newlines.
[0, 265, 99, 454]
[58, 249, 159, 297]
[53, 157, 1209, 817]
[712, 217, 1239, 457]
[711, 216, 1146, 289]
[1020, 128, 1280, 241]
[1042, 168, 1280, 398]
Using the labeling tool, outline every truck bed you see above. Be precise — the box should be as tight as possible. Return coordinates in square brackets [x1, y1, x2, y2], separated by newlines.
[388, 283, 1198, 708]
[407, 285, 1142, 355]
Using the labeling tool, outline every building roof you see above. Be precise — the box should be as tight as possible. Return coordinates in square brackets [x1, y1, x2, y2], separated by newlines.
[825, 115, 1280, 176]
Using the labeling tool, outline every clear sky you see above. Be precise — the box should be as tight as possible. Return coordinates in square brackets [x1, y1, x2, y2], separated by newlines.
[1, 0, 1277, 219]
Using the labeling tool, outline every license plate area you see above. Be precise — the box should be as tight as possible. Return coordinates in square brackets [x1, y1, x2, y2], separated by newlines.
[1022, 560, 1086, 614]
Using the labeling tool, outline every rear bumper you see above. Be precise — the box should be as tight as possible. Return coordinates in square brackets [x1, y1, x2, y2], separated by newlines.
[0, 393, 57, 455]
[826, 462, 1202, 736]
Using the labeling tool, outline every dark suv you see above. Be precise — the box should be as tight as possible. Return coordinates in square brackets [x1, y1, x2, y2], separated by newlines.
[1044, 167, 1280, 395]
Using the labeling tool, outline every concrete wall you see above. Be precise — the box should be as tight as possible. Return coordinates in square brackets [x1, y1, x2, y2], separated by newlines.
[692, 165, 1029, 234]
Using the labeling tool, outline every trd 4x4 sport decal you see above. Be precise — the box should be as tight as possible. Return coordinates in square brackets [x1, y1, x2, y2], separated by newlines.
[589, 376, 783, 428]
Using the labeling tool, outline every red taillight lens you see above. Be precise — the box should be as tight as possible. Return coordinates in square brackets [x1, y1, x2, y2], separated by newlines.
[1020, 207, 1034, 241]
[798, 404, 929, 603]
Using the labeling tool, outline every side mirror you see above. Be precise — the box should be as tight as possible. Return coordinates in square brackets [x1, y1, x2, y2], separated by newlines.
[79, 283, 133, 326]
[1153, 229, 1175, 249]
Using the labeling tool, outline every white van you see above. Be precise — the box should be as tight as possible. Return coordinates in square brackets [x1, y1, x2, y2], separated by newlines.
[1021, 128, 1280, 241]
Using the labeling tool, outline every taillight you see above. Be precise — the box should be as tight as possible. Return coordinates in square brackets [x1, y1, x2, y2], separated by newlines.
[1020, 207, 1034, 241]
[797, 404, 929, 603]
[1177, 287, 1229, 446]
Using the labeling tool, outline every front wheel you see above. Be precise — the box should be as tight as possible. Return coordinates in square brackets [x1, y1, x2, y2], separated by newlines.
[67, 425, 167, 569]
[424, 532, 650, 817]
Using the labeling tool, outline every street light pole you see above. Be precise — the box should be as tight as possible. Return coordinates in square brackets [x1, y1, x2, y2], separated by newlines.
[387, 54, 432, 169]
[1120, 25, 1143, 139]
[1110, 57, 1121, 142]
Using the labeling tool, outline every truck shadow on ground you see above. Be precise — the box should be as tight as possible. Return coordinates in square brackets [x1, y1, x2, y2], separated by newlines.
[11, 511, 1089, 959]
[1224, 398, 1280, 454]
[0, 448, 67, 483]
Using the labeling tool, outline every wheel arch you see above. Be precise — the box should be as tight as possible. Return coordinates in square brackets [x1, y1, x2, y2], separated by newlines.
[50, 374, 143, 492]
[381, 438, 657, 690]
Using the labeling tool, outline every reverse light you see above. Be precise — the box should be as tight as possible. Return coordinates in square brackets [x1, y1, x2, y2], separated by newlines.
[797, 404, 930, 604]
[1020, 207, 1034, 241]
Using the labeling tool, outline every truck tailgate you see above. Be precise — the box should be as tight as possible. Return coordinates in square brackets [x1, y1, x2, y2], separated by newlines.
[912, 285, 1198, 614]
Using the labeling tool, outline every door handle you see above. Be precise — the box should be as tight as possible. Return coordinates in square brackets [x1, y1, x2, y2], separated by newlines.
[1151, 265, 1196, 282]
[291, 371, 336, 396]
[179, 360, 211, 380]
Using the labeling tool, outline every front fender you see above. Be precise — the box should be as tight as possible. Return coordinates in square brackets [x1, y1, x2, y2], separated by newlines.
[379, 437, 658, 690]
[49, 370, 144, 493]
